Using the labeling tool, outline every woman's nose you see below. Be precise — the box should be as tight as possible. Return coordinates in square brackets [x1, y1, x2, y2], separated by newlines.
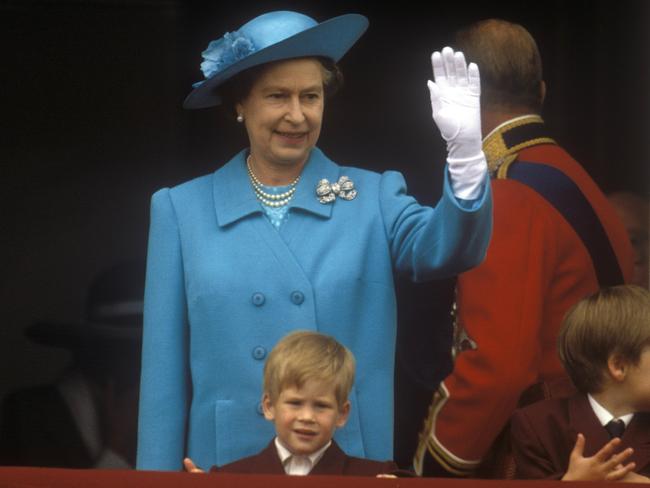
[284, 97, 306, 123]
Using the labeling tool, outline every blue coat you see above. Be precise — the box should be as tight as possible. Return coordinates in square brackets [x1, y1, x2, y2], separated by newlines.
[137, 147, 491, 470]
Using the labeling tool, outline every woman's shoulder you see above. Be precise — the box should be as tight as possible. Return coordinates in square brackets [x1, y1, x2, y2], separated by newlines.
[150, 173, 213, 208]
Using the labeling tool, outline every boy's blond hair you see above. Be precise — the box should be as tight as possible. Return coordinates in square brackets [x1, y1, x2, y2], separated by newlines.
[558, 285, 650, 394]
[263, 330, 355, 408]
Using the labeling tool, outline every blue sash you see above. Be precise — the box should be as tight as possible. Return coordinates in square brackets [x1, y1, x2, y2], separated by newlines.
[508, 161, 624, 287]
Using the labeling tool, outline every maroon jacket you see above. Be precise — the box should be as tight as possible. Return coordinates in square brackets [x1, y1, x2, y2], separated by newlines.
[511, 393, 650, 479]
[212, 440, 398, 476]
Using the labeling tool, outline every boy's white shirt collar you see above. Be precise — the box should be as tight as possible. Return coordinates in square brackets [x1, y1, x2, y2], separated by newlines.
[274, 437, 332, 475]
[587, 393, 634, 427]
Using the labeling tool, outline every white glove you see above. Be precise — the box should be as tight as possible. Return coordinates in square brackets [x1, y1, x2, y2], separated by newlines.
[429, 46, 487, 200]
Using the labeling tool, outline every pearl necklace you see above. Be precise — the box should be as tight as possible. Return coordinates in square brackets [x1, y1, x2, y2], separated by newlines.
[246, 156, 300, 208]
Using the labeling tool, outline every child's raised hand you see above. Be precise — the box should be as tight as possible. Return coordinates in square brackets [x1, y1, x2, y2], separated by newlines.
[562, 433, 636, 481]
[183, 457, 205, 473]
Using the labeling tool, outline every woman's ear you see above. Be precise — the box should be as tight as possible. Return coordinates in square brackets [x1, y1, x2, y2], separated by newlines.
[607, 353, 628, 383]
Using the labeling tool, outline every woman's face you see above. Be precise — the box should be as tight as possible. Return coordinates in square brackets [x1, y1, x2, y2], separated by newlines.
[236, 58, 324, 172]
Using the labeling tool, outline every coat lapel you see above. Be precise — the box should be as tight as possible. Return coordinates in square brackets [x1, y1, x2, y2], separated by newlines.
[570, 395, 650, 473]
[622, 413, 650, 473]
[212, 147, 338, 228]
[212, 149, 263, 228]
[569, 394, 610, 456]
[310, 441, 347, 475]
[287, 147, 338, 219]
[249, 440, 286, 474]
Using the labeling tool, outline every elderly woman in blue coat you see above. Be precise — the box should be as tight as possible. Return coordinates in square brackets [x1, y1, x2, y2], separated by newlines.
[137, 10, 492, 471]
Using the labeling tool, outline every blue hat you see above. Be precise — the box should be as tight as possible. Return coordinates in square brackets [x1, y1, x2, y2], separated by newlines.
[183, 11, 369, 109]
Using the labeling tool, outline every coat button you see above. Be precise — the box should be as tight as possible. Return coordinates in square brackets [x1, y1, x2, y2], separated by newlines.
[290, 291, 304, 305]
[251, 292, 265, 306]
[257, 402, 265, 415]
[252, 346, 267, 360]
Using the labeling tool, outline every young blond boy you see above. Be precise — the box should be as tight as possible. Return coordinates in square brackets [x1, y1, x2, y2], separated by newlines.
[510, 285, 650, 482]
[185, 330, 398, 476]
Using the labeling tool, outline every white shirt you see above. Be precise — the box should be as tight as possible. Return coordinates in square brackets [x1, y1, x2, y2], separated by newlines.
[274, 437, 331, 475]
[587, 394, 634, 428]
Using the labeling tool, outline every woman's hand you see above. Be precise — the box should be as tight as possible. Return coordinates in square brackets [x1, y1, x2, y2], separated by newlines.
[428, 46, 482, 161]
[428, 46, 486, 200]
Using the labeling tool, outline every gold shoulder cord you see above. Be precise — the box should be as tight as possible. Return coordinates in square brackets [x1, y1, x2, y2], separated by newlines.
[483, 115, 556, 179]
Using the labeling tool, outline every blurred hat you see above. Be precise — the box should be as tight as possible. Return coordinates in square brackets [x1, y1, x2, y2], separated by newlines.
[183, 10, 369, 109]
[26, 260, 145, 348]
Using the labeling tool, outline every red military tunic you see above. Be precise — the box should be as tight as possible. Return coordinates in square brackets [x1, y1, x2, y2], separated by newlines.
[414, 115, 634, 476]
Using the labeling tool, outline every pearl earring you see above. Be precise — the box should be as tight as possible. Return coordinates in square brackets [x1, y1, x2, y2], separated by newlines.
[236, 114, 244, 123]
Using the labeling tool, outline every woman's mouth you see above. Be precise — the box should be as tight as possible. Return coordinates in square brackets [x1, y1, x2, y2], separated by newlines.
[275, 131, 307, 144]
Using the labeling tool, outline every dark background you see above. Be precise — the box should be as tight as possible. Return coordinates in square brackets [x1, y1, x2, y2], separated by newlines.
[1, 0, 648, 453]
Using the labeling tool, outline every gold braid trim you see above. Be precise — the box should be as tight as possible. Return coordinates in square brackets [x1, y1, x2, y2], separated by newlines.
[414, 384, 481, 476]
[483, 115, 556, 178]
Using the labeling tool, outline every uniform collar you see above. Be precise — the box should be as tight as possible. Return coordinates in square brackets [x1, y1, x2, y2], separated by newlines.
[212, 147, 339, 227]
[483, 114, 556, 178]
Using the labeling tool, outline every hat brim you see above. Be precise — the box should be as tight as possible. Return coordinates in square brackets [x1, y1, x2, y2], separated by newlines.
[183, 13, 369, 109]
[26, 321, 142, 348]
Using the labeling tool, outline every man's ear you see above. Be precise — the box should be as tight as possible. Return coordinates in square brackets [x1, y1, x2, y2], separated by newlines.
[262, 393, 275, 421]
[607, 353, 628, 382]
[335, 401, 351, 428]
[539, 80, 547, 107]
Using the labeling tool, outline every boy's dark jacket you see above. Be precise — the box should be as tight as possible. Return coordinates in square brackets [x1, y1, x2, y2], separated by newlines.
[211, 440, 400, 476]
[511, 392, 650, 479]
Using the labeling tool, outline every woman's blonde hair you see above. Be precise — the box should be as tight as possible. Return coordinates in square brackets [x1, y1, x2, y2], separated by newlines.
[558, 285, 650, 394]
[263, 330, 355, 408]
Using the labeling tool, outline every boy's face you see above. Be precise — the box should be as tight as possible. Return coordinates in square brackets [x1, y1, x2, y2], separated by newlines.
[263, 379, 350, 456]
[625, 345, 650, 411]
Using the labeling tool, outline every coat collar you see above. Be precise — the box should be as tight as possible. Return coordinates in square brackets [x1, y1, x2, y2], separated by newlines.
[569, 393, 650, 469]
[569, 393, 612, 454]
[307, 440, 348, 475]
[244, 438, 346, 475]
[251, 440, 287, 474]
[212, 147, 340, 227]
[620, 412, 650, 471]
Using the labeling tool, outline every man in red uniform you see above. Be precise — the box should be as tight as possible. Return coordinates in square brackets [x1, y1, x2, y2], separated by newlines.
[414, 19, 634, 478]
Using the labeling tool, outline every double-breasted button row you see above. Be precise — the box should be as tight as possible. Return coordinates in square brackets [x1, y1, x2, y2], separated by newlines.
[251, 291, 305, 306]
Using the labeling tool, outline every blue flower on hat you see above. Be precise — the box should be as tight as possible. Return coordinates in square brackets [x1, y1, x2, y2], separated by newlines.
[198, 31, 256, 82]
